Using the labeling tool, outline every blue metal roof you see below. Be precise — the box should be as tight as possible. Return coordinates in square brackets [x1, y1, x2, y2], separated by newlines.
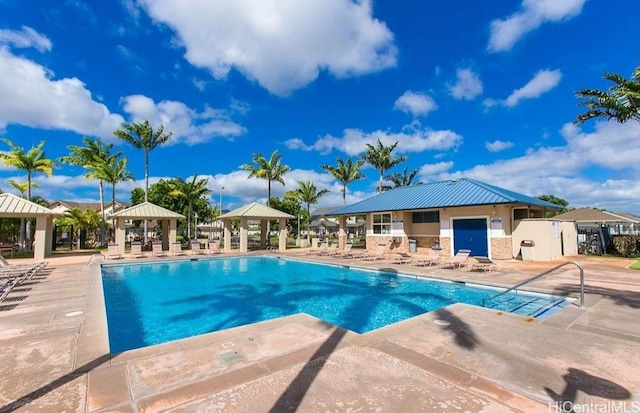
[330, 178, 561, 215]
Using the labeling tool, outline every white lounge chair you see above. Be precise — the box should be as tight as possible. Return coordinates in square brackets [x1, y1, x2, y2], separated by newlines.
[171, 242, 186, 256]
[470, 256, 500, 272]
[106, 244, 121, 260]
[190, 240, 205, 255]
[208, 240, 222, 254]
[152, 241, 167, 258]
[440, 249, 471, 269]
[336, 243, 354, 258]
[362, 243, 389, 261]
[414, 249, 441, 267]
[130, 241, 144, 258]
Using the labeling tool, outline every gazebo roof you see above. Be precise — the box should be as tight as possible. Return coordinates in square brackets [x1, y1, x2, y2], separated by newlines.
[554, 208, 638, 223]
[0, 193, 56, 217]
[219, 202, 295, 219]
[108, 202, 185, 219]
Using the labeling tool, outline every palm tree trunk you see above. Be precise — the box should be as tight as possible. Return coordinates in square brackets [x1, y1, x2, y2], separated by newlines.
[306, 203, 311, 243]
[144, 149, 149, 243]
[99, 180, 106, 247]
[343, 184, 347, 206]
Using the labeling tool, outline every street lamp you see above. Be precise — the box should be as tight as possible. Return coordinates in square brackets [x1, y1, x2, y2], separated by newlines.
[297, 214, 302, 246]
[219, 186, 225, 238]
[194, 212, 198, 240]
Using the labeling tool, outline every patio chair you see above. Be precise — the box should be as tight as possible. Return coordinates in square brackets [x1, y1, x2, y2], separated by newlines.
[440, 249, 471, 269]
[392, 252, 413, 264]
[414, 249, 441, 267]
[190, 240, 205, 255]
[152, 241, 167, 258]
[171, 242, 186, 256]
[362, 243, 389, 261]
[319, 242, 338, 256]
[336, 243, 354, 258]
[130, 241, 144, 258]
[106, 244, 121, 260]
[470, 256, 500, 272]
[311, 241, 328, 255]
[208, 240, 222, 254]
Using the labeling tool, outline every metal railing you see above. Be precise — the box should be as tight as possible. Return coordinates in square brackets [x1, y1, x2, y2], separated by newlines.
[484, 261, 584, 308]
[85, 253, 105, 268]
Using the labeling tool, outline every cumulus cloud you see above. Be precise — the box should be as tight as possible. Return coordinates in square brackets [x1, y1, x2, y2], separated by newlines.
[285, 122, 463, 156]
[428, 121, 640, 213]
[121, 95, 247, 145]
[418, 161, 454, 177]
[447, 68, 483, 100]
[484, 69, 562, 109]
[488, 0, 587, 52]
[0, 26, 52, 52]
[0, 46, 124, 138]
[137, 0, 397, 96]
[485, 140, 515, 152]
[393, 91, 438, 117]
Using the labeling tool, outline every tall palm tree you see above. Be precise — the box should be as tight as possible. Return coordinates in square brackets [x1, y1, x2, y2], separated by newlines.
[59, 208, 101, 250]
[575, 66, 640, 126]
[382, 167, 423, 191]
[7, 180, 36, 250]
[0, 139, 56, 250]
[240, 150, 291, 206]
[320, 156, 365, 206]
[0, 139, 56, 201]
[59, 137, 117, 246]
[93, 154, 134, 240]
[168, 175, 212, 239]
[113, 120, 172, 240]
[360, 139, 407, 192]
[293, 181, 329, 243]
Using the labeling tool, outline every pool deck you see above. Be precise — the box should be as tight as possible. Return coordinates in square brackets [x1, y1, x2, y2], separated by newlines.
[0, 250, 638, 412]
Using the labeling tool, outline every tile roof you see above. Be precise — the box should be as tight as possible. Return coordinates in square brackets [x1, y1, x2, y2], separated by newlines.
[109, 202, 185, 219]
[554, 208, 639, 223]
[219, 202, 295, 219]
[330, 178, 560, 215]
[0, 193, 55, 216]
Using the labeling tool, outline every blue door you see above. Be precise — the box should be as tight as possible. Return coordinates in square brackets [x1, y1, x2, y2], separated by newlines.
[453, 218, 488, 256]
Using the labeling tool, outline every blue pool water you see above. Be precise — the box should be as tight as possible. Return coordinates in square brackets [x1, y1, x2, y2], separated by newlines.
[101, 256, 569, 353]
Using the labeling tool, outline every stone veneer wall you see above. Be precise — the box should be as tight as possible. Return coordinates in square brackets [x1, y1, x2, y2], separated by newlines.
[364, 235, 514, 259]
[490, 237, 513, 260]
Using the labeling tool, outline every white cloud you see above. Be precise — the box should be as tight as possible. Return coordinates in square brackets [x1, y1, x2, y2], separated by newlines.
[447, 68, 483, 100]
[121, 95, 247, 145]
[505, 69, 562, 107]
[393, 91, 438, 117]
[0, 47, 125, 138]
[488, 0, 587, 52]
[137, 0, 397, 96]
[429, 121, 640, 213]
[418, 161, 454, 177]
[485, 140, 515, 152]
[0, 26, 52, 52]
[285, 122, 463, 156]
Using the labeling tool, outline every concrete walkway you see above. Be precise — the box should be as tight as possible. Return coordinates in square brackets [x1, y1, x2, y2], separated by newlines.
[0, 251, 638, 412]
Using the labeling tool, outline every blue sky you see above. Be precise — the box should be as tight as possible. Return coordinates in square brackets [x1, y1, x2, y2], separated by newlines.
[0, 0, 638, 214]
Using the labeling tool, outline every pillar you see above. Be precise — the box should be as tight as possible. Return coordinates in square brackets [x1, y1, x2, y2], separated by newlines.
[278, 218, 287, 251]
[115, 218, 126, 255]
[240, 217, 248, 253]
[223, 219, 231, 252]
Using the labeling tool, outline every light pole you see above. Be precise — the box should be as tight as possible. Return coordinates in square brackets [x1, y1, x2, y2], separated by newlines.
[219, 186, 224, 238]
[194, 212, 198, 240]
[297, 214, 301, 246]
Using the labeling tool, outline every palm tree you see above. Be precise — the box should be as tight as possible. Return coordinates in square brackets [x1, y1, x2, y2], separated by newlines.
[575, 66, 640, 126]
[320, 156, 365, 206]
[93, 154, 134, 240]
[0, 139, 56, 201]
[0, 139, 56, 250]
[168, 175, 212, 239]
[59, 208, 101, 250]
[293, 181, 329, 243]
[240, 150, 291, 206]
[7, 180, 36, 250]
[382, 167, 423, 191]
[114, 120, 172, 241]
[360, 139, 407, 192]
[59, 137, 117, 246]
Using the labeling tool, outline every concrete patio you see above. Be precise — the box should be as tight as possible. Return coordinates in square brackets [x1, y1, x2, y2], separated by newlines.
[0, 251, 638, 412]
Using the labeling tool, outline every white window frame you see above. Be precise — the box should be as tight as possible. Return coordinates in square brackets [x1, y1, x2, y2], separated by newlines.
[372, 213, 392, 235]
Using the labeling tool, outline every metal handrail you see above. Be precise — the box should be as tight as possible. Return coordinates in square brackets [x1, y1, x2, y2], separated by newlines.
[484, 261, 584, 308]
[85, 253, 105, 268]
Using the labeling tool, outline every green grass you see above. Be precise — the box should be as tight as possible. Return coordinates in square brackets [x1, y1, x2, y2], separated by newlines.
[630, 260, 640, 271]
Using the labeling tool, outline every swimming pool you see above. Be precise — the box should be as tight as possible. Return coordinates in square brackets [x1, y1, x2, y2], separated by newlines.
[101, 256, 569, 353]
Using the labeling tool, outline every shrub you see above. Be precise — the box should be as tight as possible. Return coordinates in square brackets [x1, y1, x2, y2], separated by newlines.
[611, 235, 639, 257]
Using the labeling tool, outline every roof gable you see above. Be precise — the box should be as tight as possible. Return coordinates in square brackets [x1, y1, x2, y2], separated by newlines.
[554, 208, 638, 223]
[219, 202, 295, 219]
[330, 178, 560, 215]
[0, 193, 55, 216]
[109, 202, 185, 219]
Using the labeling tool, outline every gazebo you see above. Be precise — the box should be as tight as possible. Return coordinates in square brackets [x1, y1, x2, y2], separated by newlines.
[108, 202, 185, 255]
[0, 193, 57, 260]
[218, 202, 294, 253]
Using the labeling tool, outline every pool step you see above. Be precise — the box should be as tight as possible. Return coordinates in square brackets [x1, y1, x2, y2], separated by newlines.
[484, 296, 567, 318]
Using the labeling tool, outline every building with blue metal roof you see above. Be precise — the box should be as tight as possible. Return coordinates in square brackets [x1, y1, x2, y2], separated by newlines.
[328, 178, 568, 260]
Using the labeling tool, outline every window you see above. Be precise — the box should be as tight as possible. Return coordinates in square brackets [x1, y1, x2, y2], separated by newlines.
[372, 213, 391, 234]
[412, 211, 440, 223]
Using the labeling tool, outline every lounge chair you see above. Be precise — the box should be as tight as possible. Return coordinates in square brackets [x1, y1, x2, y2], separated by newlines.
[414, 249, 441, 267]
[106, 244, 121, 260]
[0, 255, 47, 273]
[336, 243, 354, 258]
[319, 242, 338, 256]
[208, 240, 222, 254]
[171, 242, 186, 256]
[152, 241, 167, 258]
[130, 241, 144, 258]
[440, 249, 471, 269]
[311, 242, 328, 255]
[392, 252, 413, 264]
[362, 243, 389, 261]
[470, 256, 500, 272]
[190, 240, 205, 255]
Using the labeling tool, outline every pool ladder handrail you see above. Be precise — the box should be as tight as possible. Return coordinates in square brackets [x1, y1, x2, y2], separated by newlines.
[484, 261, 584, 308]
[85, 253, 105, 268]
